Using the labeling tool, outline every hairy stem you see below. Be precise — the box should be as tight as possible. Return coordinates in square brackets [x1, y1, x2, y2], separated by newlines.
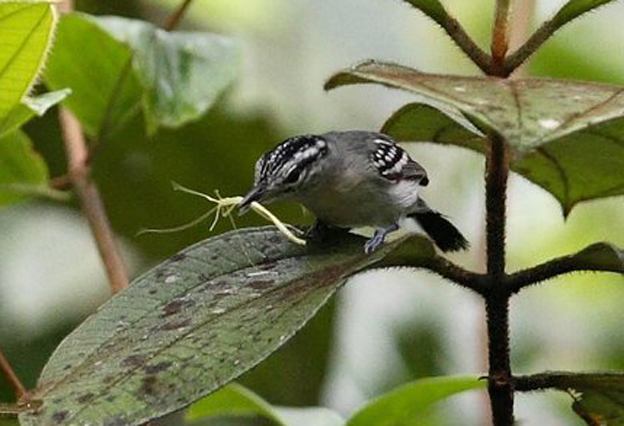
[0, 349, 27, 400]
[484, 134, 513, 425]
[504, 19, 554, 74]
[441, 17, 491, 74]
[491, 0, 512, 76]
[59, 108, 129, 293]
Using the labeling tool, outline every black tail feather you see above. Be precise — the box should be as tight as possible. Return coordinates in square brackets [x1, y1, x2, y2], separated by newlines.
[410, 211, 469, 252]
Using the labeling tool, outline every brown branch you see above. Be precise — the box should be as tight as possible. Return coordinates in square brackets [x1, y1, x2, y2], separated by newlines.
[59, 109, 129, 293]
[484, 133, 513, 426]
[421, 256, 489, 295]
[57, 3, 129, 294]
[0, 349, 27, 400]
[491, 0, 512, 76]
[163, 0, 194, 31]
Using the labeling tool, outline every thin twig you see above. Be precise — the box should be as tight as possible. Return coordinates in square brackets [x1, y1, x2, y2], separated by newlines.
[443, 18, 491, 74]
[59, 109, 129, 293]
[0, 349, 27, 400]
[422, 256, 488, 295]
[163, 0, 194, 31]
[504, 19, 555, 74]
[491, 0, 512, 76]
[57, 1, 129, 294]
[484, 134, 513, 426]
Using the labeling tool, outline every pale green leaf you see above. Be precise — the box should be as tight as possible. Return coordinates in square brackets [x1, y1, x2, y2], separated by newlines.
[0, 89, 71, 138]
[0, 129, 48, 207]
[96, 15, 240, 135]
[186, 383, 345, 426]
[0, 1, 56, 133]
[346, 375, 485, 426]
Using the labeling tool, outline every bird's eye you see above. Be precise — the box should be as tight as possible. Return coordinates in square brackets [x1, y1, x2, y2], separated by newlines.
[284, 167, 302, 184]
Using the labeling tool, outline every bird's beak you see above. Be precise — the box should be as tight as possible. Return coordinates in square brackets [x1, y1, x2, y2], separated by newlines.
[238, 186, 265, 215]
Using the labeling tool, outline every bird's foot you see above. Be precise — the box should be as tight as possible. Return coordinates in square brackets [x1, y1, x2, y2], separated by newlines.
[364, 224, 399, 254]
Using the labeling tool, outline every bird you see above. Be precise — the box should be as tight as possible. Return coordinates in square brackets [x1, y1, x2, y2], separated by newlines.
[238, 130, 469, 254]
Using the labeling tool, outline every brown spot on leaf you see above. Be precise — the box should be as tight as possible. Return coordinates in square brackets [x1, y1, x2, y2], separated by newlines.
[140, 375, 158, 396]
[161, 298, 195, 317]
[104, 415, 127, 426]
[144, 361, 173, 374]
[249, 279, 273, 290]
[76, 392, 95, 404]
[121, 354, 146, 368]
[149, 288, 158, 295]
[52, 410, 69, 423]
[160, 318, 191, 331]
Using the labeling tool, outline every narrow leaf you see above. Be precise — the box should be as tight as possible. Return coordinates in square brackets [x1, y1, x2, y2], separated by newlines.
[186, 383, 285, 425]
[96, 16, 240, 135]
[0, 1, 56, 132]
[186, 383, 345, 426]
[0, 130, 48, 207]
[517, 372, 624, 426]
[346, 375, 485, 426]
[328, 61, 624, 214]
[0, 89, 71, 138]
[572, 243, 624, 273]
[20, 229, 432, 426]
[552, 0, 618, 28]
[399, 0, 449, 26]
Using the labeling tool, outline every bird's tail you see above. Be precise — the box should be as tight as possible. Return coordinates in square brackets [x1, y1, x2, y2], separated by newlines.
[408, 201, 469, 252]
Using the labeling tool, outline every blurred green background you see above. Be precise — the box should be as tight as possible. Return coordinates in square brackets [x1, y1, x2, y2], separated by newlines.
[1, 0, 623, 424]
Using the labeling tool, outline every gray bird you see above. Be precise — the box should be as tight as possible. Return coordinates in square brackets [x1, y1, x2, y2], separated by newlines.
[239, 131, 469, 253]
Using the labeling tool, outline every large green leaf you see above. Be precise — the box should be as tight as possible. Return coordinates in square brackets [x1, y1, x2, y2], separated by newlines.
[0, 1, 56, 132]
[327, 61, 624, 214]
[97, 16, 240, 135]
[517, 372, 624, 425]
[186, 383, 344, 426]
[45, 13, 239, 139]
[20, 228, 432, 426]
[44, 13, 143, 139]
[0, 130, 48, 207]
[0, 89, 71, 138]
[345, 375, 485, 426]
[381, 102, 624, 215]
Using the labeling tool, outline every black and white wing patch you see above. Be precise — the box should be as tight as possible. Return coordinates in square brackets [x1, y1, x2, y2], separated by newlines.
[370, 139, 429, 185]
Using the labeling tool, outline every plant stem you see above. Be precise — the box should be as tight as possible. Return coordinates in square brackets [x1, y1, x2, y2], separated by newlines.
[57, 0, 129, 294]
[0, 349, 27, 400]
[491, 0, 512, 76]
[484, 134, 513, 425]
[59, 109, 129, 294]
[163, 0, 194, 31]
[441, 17, 492, 74]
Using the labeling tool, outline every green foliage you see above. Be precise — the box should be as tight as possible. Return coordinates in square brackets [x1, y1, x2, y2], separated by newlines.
[327, 60, 624, 215]
[346, 375, 484, 426]
[98, 16, 240, 135]
[44, 13, 240, 139]
[399, 0, 449, 27]
[186, 383, 344, 426]
[552, 0, 619, 29]
[20, 229, 430, 426]
[521, 372, 624, 425]
[0, 90, 71, 139]
[0, 130, 48, 207]
[44, 13, 142, 139]
[0, 1, 56, 130]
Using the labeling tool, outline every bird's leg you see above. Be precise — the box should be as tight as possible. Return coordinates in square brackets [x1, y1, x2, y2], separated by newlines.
[364, 223, 399, 254]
